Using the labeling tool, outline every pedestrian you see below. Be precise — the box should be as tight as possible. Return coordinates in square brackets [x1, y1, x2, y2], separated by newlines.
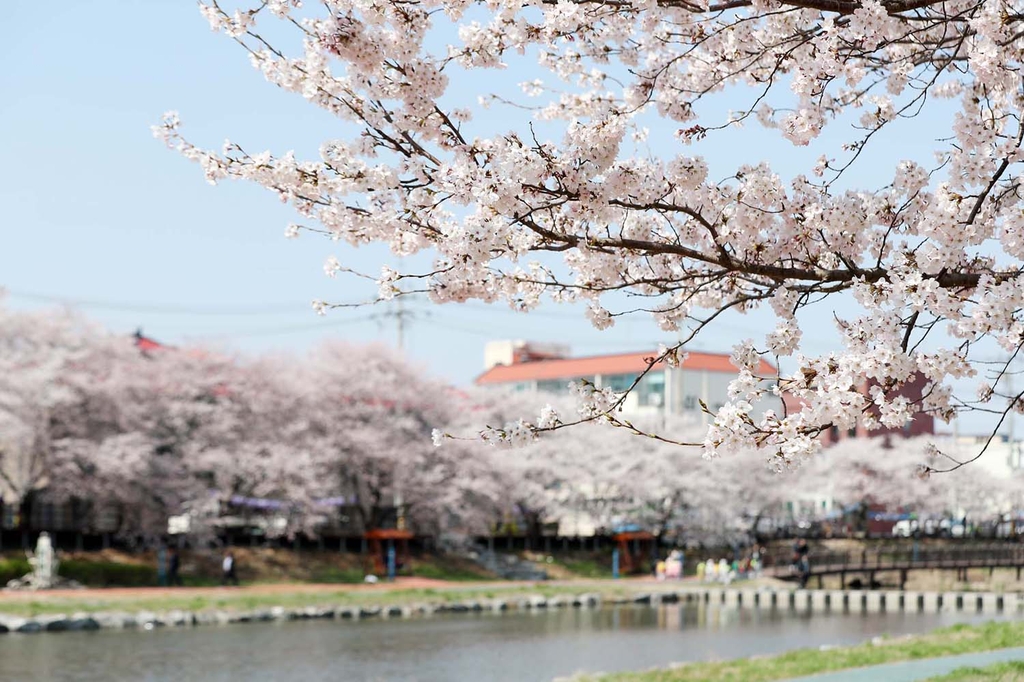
[704, 558, 716, 582]
[666, 549, 682, 580]
[157, 545, 168, 587]
[222, 551, 239, 586]
[794, 539, 810, 588]
[718, 558, 730, 584]
[168, 549, 182, 587]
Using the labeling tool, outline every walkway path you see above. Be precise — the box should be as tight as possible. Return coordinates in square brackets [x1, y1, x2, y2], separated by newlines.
[787, 647, 1024, 682]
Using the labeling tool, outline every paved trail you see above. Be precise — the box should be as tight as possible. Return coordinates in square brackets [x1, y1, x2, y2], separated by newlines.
[787, 647, 1024, 682]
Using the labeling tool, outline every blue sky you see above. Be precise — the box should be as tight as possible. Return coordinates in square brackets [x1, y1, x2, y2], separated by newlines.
[0, 1, 1004, 436]
[0, 1, 791, 381]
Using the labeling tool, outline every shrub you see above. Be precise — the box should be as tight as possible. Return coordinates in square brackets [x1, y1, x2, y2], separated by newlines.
[58, 559, 156, 587]
[0, 558, 30, 585]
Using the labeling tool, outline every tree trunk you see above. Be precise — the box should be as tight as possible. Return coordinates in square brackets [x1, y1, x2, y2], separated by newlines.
[19, 491, 34, 550]
[749, 510, 765, 545]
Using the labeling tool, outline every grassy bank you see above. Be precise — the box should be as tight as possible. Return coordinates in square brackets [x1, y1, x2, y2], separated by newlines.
[586, 621, 1024, 682]
[0, 581, 666, 618]
[925, 661, 1024, 681]
[1, 548, 496, 588]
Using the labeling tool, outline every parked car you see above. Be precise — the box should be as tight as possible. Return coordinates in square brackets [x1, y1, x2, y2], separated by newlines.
[938, 518, 967, 537]
[892, 519, 919, 537]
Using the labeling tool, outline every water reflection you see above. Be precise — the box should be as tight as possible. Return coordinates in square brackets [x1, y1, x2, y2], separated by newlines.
[0, 603, 998, 682]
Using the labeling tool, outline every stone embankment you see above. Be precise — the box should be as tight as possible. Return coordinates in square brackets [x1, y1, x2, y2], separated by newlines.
[0, 586, 1017, 635]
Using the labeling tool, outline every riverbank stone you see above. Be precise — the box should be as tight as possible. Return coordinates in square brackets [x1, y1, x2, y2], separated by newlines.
[68, 615, 101, 631]
[571, 593, 599, 607]
[660, 592, 680, 604]
[18, 620, 42, 633]
[164, 610, 192, 627]
[38, 615, 70, 632]
[135, 611, 165, 628]
[0, 617, 25, 633]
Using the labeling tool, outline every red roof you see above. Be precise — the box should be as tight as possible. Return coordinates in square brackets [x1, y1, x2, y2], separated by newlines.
[134, 329, 167, 352]
[135, 336, 163, 351]
[475, 349, 776, 385]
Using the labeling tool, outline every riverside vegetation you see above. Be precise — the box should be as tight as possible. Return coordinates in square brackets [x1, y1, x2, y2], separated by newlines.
[584, 621, 1024, 682]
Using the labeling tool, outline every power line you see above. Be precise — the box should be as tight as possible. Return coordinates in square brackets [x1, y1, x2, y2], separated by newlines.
[418, 312, 664, 349]
[457, 301, 583, 319]
[3, 288, 333, 317]
[180, 314, 380, 340]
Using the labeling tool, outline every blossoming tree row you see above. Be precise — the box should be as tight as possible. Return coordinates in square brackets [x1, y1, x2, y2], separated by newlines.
[3, 304, 1016, 544]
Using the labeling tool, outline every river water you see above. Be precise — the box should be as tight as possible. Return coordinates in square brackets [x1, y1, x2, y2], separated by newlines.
[0, 603, 1000, 682]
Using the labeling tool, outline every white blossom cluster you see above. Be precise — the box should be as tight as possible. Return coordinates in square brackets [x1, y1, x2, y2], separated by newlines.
[157, 0, 1024, 463]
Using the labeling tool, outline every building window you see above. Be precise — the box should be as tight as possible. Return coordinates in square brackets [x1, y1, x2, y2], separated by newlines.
[637, 372, 665, 407]
[603, 374, 635, 393]
[683, 395, 698, 411]
[536, 379, 568, 394]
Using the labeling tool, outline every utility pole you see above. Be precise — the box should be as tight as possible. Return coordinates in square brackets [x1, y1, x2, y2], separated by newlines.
[1008, 363, 1015, 445]
[393, 271, 406, 530]
[395, 292, 405, 352]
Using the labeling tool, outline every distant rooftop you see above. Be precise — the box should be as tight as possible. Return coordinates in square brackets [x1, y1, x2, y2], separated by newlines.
[475, 344, 776, 385]
[133, 329, 166, 352]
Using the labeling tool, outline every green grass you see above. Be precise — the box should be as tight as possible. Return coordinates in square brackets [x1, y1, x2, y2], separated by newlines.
[0, 558, 30, 585]
[2, 551, 492, 589]
[58, 559, 156, 587]
[1, 558, 157, 588]
[555, 557, 611, 579]
[410, 558, 493, 582]
[584, 621, 1024, 682]
[308, 566, 366, 584]
[924, 661, 1024, 681]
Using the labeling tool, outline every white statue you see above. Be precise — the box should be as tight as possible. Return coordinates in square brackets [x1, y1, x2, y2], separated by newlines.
[4, 532, 82, 591]
[27, 532, 59, 589]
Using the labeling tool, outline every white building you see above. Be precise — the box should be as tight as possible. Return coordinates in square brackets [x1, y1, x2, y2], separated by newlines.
[947, 434, 1024, 478]
[476, 340, 782, 423]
